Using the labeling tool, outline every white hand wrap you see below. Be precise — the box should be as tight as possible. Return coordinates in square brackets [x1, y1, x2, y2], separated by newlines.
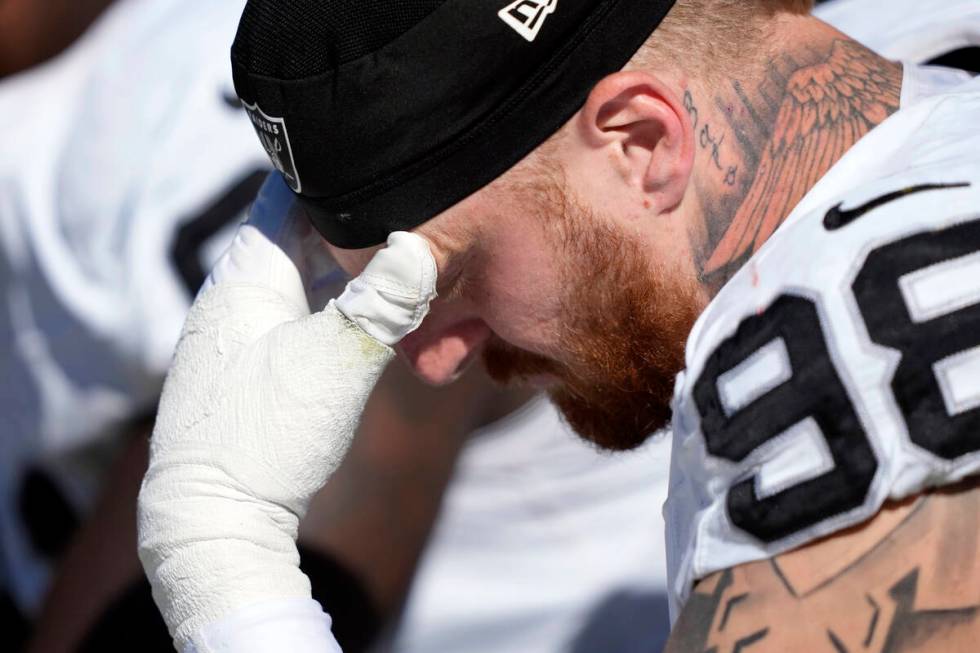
[137, 175, 437, 652]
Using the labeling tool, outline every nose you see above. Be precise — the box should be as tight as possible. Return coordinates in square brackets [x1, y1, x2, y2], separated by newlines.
[398, 317, 492, 385]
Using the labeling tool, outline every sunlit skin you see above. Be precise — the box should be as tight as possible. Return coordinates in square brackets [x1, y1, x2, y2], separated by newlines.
[328, 69, 708, 389]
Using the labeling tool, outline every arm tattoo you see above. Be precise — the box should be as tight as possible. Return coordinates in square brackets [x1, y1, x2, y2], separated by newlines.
[690, 39, 902, 290]
[666, 479, 980, 652]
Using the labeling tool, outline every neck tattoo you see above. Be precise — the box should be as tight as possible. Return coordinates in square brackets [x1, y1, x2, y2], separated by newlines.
[687, 38, 903, 295]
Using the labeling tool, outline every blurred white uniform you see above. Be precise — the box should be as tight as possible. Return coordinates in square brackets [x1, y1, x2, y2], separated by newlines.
[815, 0, 980, 64]
[389, 401, 672, 653]
[0, 3, 674, 649]
[0, 0, 267, 612]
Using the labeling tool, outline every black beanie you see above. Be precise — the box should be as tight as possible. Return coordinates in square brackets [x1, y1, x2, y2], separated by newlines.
[232, 0, 678, 248]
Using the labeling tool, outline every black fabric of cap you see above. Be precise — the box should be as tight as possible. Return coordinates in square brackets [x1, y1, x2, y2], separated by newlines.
[232, 0, 678, 249]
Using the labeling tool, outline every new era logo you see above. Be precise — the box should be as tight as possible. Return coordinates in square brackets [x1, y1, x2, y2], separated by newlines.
[498, 0, 558, 42]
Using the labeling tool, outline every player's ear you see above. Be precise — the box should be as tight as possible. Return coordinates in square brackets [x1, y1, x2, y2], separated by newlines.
[577, 70, 695, 212]
[397, 311, 492, 386]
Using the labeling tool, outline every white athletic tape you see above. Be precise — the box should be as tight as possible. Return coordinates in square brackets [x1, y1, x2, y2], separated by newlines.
[336, 231, 437, 346]
[138, 175, 437, 652]
[185, 598, 340, 653]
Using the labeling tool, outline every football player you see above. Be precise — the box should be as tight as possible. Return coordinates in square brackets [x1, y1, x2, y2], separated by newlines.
[1, 2, 672, 652]
[138, 0, 980, 652]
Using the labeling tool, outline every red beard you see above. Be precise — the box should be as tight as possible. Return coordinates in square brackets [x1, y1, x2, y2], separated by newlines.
[482, 216, 700, 451]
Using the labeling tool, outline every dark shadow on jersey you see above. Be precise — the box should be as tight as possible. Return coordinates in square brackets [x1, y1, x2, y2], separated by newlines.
[927, 48, 980, 75]
[18, 467, 80, 560]
[567, 590, 670, 653]
[79, 544, 382, 653]
[1, 589, 30, 653]
[170, 168, 269, 295]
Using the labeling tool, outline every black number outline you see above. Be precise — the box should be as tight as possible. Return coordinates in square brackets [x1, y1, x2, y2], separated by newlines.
[169, 168, 268, 294]
[853, 217, 980, 462]
[693, 182, 980, 543]
[693, 294, 879, 543]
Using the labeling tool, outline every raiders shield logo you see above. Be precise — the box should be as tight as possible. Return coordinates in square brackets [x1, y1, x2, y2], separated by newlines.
[244, 102, 302, 193]
[498, 0, 558, 42]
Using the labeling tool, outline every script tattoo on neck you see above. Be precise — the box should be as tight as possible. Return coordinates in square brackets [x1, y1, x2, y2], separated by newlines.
[689, 38, 902, 294]
[684, 91, 739, 188]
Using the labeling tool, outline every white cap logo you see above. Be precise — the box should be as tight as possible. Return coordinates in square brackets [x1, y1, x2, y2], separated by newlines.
[498, 0, 558, 42]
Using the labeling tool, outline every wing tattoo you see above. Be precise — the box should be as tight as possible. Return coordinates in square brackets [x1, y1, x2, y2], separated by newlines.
[703, 40, 902, 275]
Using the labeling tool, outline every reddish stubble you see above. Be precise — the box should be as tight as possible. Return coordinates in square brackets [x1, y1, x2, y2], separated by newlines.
[481, 167, 700, 451]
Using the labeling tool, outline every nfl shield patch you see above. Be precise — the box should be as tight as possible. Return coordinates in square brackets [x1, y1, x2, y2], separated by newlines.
[244, 102, 303, 193]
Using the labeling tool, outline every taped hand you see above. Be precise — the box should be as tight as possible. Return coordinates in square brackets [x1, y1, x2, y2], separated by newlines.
[137, 175, 437, 653]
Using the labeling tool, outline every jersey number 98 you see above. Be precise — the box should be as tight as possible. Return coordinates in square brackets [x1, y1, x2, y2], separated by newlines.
[694, 216, 980, 542]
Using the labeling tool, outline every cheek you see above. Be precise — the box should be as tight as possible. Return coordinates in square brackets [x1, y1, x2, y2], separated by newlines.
[469, 246, 566, 355]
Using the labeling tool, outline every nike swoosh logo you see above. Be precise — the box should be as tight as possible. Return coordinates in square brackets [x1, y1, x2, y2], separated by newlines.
[823, 182, 971, 231]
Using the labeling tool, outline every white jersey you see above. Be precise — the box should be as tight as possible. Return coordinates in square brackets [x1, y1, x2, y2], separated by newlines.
[664, 70, 980, 616]
[816, 0, 980, 64]
[0, 0, 267, 611]
[390, 397, 673, 653]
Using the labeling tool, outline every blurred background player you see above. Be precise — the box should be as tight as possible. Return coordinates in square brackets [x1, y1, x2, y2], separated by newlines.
[0, 1, 672, 652]
[0, 0, 271, 647]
